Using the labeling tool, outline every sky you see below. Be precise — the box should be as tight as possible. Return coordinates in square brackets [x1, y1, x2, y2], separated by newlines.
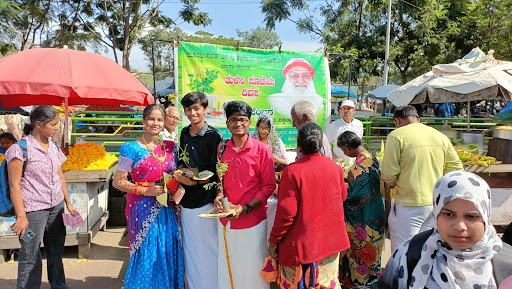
[126, 0, 323, 72]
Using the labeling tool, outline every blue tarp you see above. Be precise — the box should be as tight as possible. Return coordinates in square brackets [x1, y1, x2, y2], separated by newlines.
[331, 87, 357, 98]
[498, 102, 512, 120]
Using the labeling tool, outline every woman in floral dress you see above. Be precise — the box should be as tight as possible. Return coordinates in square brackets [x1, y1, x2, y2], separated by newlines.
[113, 104, 183, 289]
[337, 131, 385, 289]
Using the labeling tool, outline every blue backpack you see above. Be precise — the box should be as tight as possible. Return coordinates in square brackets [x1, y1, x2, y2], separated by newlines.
[0, 140, 28, 217]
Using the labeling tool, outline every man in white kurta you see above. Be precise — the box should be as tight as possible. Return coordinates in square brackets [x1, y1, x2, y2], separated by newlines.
[326, 99, 364, 163]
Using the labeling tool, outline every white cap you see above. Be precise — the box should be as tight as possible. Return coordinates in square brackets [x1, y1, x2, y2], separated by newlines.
[341, 99, 355, 108]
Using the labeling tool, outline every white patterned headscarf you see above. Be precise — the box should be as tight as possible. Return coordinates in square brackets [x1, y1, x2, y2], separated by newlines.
[409, 171, 503, 289]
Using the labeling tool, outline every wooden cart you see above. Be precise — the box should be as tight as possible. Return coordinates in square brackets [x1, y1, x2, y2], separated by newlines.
[0, 163, 116, 262]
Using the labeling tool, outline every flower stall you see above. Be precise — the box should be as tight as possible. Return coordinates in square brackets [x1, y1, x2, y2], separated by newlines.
[463, 164, 512, 225]
[0, 142, 117, 261]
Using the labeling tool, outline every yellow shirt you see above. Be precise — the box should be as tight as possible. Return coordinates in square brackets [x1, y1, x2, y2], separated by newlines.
[381, 122, 463, 206]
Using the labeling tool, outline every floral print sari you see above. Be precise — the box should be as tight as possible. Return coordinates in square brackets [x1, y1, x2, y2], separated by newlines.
[339, 151, 385, 289]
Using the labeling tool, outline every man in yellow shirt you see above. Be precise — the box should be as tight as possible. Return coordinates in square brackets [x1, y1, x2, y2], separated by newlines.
[381, 105, 463, 252]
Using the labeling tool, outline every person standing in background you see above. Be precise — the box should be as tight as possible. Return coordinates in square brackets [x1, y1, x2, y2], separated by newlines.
[381, 105, 463, 252]
[173, 91, 222, 289]
[251, 113, 288, 167]
[290, 100, 332, 160]
[7, 105, 76, 289]
[214, 101, 276, 289]
[162, 106, 180, 142]
[0, 132, 17, 154]
[326, 99, 364, 163]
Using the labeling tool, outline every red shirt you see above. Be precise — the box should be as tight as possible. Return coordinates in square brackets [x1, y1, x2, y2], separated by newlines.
[220, 135, 276, 229]
[269, 153, 350, 266]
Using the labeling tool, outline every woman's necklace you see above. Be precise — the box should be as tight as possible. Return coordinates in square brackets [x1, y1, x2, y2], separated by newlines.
[142, 136, 167, 163]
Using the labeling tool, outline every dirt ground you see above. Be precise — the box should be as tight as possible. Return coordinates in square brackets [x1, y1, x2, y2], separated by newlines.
[0, 226, 392, 289]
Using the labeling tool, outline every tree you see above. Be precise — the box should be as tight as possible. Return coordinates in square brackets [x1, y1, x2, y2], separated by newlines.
[458, 0, 512, 61]
[138, 28, 240, 79]
[261, 0, 397, 83]
[236, 26, 282, 49]
[186, 31, 239, 47]
[11, 0, 52, 51]
[40, 1, 102, 51]
[89, 0, 211, 71]
[0, 0, 20, 56]
[261, 0, 512, 85]
[138, 27, 186, 80]
[1, 1, 103, 55]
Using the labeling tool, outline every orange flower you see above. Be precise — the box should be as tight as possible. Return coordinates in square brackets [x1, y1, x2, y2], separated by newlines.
[62, 142, 117, 170]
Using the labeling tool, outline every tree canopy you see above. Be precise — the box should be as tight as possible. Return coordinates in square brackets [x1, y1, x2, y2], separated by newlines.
[137, 26, 283, 80]
[261, 0, 512, 85]
[137, 27, 243, 80]
[0, 0, 20, 56]
[236, 26, 282, 49]
[0, 0, 212, 71]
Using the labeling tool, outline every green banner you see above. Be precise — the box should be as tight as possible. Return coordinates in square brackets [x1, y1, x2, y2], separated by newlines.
[176, 42, 328, 147]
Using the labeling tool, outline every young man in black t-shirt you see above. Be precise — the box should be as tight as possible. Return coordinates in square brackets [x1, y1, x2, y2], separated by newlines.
[174, 91, 223, 289]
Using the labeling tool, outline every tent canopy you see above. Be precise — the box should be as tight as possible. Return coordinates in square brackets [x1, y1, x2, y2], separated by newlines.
[368, 84, 399, 99]
[388, 47, 512, 107]
[149, 77, 175, 97]
[331, 87, 357, 98]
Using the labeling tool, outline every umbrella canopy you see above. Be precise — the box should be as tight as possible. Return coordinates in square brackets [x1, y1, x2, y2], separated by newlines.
[0, 48, 154, 109]
[331, 87, 357, 98]
[388, 47, 512, 107]
[368, 84, 399, 99]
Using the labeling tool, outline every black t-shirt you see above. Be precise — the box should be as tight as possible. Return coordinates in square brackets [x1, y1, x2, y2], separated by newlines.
[178, 123, 222, 209]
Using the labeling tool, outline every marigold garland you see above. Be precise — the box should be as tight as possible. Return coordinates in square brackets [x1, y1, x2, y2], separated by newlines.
[62, 142, 118, 170]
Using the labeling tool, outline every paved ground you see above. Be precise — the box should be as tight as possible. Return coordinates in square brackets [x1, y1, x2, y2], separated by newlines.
[0, 227, 128, 289]
[0, 227, 392, 289]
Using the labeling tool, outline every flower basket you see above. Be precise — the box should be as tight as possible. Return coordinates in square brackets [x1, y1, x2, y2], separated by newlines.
[63, 161, 118, 183]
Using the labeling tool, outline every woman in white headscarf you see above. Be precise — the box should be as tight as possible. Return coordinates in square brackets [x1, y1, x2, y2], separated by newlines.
[378, 171, 512, 289]
[252, 113, 288, 166]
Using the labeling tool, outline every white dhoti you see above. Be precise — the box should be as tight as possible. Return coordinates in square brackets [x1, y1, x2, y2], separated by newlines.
[181, 204, 219, 289]
[218, 220, 269, 289]
[266, 195, 278, 242]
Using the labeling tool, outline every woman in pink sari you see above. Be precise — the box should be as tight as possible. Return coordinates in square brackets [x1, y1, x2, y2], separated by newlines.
[113, 104, 183, 289]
